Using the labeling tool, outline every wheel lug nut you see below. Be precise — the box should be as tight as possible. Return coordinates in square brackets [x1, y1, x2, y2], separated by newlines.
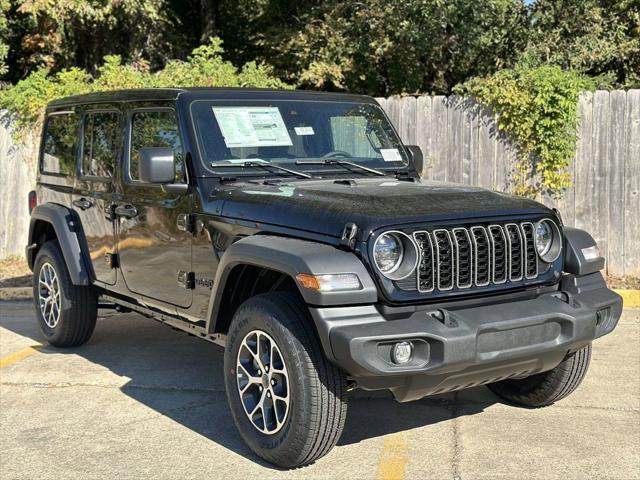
[267, 391, 271, 398]
[257, 370, 262, 376]
[259, 386, 263, 392]
[271, 379, 276, 386]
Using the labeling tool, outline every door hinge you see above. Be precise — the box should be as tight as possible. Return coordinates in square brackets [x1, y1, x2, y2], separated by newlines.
[177, 213, 195, 233]
[178, 270, 195, 289]
[105, 204, 116, 222]
[105, 252, 119, 269]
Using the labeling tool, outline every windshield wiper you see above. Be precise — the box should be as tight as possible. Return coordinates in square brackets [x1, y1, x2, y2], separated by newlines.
[295, 159, 386, 176]
[210, 161, 312, 179]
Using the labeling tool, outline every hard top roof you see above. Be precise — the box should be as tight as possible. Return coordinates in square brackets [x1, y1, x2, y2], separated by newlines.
[47, 87, 378, 108]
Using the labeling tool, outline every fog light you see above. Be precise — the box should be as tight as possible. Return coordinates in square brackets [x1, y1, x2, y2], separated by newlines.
[391, 341, 413, 364]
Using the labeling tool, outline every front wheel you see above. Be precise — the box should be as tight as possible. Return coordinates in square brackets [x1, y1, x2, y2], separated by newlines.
[224, 292, 348, 468]
[487, 343, 592, 407]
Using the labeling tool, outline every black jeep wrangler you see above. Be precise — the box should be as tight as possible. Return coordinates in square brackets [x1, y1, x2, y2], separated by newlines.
[27, 88, 622, 467]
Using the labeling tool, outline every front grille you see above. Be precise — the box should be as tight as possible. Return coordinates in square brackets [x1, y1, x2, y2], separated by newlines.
[412, 222, 539, 293]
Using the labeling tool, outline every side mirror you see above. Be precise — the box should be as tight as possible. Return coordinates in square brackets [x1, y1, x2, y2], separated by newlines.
[405, 145, 424, 176]
[139, 147, 175, 184]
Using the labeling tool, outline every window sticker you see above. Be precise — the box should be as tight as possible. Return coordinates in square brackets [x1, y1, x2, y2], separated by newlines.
[212, 106, 293, 148]
[294, 126, 315, 136]
[380, 148, 403, 162]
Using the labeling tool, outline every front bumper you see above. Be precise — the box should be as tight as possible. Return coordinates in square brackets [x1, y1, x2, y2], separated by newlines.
[309, 273, 622, 402]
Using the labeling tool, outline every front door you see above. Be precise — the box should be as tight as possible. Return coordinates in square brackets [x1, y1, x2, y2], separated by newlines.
[72, 108, 120, 285]
[116, 106, 192, 308]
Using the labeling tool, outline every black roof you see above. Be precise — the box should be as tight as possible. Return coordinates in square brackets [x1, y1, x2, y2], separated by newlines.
[47, 87, 377, 108]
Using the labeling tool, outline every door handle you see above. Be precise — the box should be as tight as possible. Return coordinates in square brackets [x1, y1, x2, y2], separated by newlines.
[115, 204, 138, 218]
[72, 197, 93, 210]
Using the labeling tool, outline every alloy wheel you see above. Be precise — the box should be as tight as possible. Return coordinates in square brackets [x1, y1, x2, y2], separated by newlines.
[38, 262, 61, 328]
[236, 330, 290, 434]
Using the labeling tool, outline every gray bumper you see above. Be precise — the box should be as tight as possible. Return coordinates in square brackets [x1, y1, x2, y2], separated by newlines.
[309, 274, 622, 402]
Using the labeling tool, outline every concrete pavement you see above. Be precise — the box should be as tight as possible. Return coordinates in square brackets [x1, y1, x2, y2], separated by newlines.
[1, 300, 638, 479]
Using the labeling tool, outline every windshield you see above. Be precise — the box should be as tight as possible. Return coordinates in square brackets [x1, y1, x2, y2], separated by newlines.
[189, 99, 408, 174]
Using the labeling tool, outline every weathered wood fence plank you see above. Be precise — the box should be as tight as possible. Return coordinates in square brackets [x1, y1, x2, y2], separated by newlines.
[624, 90, 640, 275]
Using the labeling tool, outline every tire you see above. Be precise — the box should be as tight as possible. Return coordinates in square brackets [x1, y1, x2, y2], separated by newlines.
[487, 343, 592, 407]
[32, 240, 98, 347]
[224, 292, 348, 468]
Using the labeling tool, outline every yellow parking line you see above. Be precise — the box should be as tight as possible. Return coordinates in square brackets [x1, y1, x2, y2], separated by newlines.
[377, 432, 409, 480]
[614, 289, 640, 308]
[0, 345, 42, 369]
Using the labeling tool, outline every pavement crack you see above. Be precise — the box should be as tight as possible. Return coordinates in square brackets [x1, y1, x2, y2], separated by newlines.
[451, 392, 463, 480]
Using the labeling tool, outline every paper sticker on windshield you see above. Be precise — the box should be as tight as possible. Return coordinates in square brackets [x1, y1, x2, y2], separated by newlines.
[380, 148, 403, 162]
[212, 107, 293, 148]
[295, 126, 315, 136]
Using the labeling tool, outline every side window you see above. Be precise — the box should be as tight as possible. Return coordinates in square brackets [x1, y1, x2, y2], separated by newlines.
[129, 110, 184, 182]
[41, 113, 78, 175]
[82, 111, 120, 178]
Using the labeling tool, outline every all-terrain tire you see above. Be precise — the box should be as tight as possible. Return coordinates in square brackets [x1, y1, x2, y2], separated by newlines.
[487, 343, 592, 407]
[32, 240, 98, 347]
[224, 292, 348, 468]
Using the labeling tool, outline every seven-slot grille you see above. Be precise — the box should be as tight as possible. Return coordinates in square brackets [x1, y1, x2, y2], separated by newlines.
[412, 222, 539, 293]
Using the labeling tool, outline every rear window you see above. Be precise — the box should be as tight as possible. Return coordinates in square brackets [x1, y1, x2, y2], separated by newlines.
[81, 111, 121, 178]
[41, 113, 78, 175]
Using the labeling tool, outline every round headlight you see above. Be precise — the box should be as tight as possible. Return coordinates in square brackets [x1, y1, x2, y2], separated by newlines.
[374, 233, 404, 274]
[535, 219, 562, 263]
[373, 231, 419, 281]
[535, 221, 553, 256]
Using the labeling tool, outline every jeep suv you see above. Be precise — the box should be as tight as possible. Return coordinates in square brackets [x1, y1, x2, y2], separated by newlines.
[26, 88, 622, 468]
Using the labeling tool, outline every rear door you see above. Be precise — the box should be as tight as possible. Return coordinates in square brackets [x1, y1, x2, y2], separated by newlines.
[116, 105, 192, 308]
[72, 108, 121, 285]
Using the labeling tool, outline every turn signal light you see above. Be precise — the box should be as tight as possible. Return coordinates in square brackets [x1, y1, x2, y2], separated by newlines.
[296, 273, 362, 292]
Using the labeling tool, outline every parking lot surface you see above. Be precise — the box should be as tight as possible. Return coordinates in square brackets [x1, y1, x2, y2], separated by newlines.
[1, 300, 638, 480]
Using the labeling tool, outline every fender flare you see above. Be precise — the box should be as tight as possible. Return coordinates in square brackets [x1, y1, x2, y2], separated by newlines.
[563, 227, 605, 276]
[27, 203, 94, 285]
[206, 235, 378, 331]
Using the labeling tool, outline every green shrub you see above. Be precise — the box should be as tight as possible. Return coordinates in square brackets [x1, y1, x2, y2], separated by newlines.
[0, 38, 290, 135]
[456, 65, 594, 197]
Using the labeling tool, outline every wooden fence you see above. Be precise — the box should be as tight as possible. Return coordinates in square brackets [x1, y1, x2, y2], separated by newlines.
[1, 91, 638, 275]
[377, 91, 639, 276]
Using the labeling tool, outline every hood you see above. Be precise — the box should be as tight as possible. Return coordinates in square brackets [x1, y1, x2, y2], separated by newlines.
[212, 177, 552, 239]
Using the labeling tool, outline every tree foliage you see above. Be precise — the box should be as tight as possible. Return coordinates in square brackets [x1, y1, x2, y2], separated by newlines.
[457, 66, 594, 196]
[0, 38, 290, 133]
[522, 0, 640, 88]
[2, 0, 638, 93]
[220, 0, 530, 95]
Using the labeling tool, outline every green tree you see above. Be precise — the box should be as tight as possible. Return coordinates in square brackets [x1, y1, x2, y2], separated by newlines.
[3, 0, 184, 83]
[221, 0, 530, 95]
[0, 0, 9, 77]
[522, 0, 640, 88]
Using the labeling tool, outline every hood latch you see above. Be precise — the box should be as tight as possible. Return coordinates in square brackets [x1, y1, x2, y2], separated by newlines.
[341, 222, 358, 250]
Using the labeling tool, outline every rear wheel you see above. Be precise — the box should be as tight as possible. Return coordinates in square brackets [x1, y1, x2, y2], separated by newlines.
[32, 240, 98, 347]
[487, 344, 592, 407]
[224, 292, 348, 468]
